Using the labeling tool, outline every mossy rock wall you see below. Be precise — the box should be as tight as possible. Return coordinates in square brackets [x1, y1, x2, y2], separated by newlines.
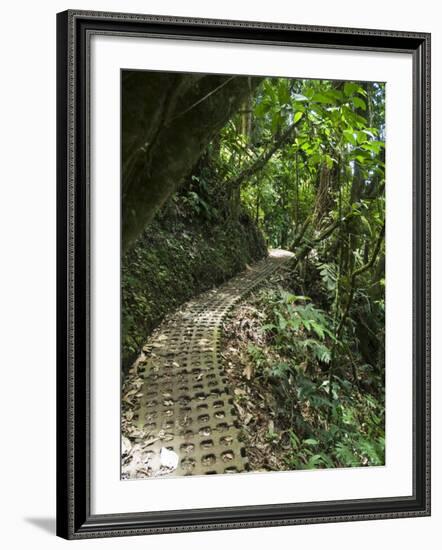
[122, 212, 266, 371]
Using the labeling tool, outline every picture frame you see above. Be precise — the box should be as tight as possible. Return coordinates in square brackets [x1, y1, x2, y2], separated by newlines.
[56, 9, 431, 539]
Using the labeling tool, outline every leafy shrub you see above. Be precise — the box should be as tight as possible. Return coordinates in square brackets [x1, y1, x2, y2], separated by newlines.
[247, 288, 385, 469]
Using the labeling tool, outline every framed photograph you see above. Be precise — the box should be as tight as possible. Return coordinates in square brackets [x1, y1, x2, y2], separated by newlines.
[56, 10, 431, 539]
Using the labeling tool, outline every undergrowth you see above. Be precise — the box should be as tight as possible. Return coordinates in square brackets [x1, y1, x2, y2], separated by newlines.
[224, 281, 385, 471]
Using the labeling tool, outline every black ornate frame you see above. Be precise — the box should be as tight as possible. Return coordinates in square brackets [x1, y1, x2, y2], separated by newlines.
[56, 9, 431, 540]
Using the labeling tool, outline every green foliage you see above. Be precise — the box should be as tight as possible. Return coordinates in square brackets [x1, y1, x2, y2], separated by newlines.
[215, 78, 386, 250]
[122, 74, 386, 471]
[262, 290, 334, 360]
[246, 287, 385, 469]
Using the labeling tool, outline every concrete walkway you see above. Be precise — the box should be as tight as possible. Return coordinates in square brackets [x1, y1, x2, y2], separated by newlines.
[122, 249, 294, 479]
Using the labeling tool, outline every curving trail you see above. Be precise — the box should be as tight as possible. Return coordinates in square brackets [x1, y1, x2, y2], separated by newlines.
[122, 249, 294, 479]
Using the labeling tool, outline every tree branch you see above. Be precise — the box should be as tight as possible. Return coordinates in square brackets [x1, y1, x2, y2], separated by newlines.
[227, 121, 299, 191]
[292, 215, 312, 248]
[290, 211, 355, 266]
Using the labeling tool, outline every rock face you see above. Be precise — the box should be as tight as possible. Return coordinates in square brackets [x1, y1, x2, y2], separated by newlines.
[121, 212, 267, 371]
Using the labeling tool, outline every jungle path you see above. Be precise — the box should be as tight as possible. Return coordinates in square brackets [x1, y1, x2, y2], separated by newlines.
[122, 249, 294, 479]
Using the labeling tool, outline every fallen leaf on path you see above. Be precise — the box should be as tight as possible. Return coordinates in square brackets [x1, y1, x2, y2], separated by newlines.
[122, 436, 132, 456]
[244, 413, 253, 425]
[243, 363, 253, 380]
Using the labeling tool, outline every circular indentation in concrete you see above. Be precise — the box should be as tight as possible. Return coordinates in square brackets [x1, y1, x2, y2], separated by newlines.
[181, 457, 196, 471]
[221, 451, 234, 462]
[180, 443, 195, 454]
[202, 454, 216, 466]
[220, 435, 234, 446]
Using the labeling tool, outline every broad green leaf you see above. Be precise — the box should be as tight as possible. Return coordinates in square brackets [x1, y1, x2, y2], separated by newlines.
[293, 111, 304, 124]
[343, 81, 362, 97]
[352, 97, 367, 111]
[303, 438, 319, 446]
[292, 93, 309, 102]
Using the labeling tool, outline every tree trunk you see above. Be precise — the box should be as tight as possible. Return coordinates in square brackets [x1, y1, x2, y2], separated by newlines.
[122, 71, 262, 252]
